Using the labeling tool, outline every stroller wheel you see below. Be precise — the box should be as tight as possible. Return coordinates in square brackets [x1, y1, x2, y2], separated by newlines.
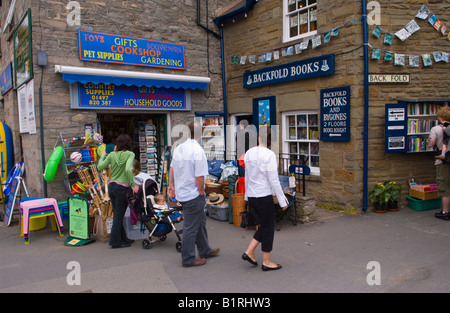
[142, 239, 152, 250]
[176, 241, 182, 253]
[159, 235, 167, 241]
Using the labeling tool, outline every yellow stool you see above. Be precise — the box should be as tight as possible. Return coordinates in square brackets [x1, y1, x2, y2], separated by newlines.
[20, 212, 61, 243]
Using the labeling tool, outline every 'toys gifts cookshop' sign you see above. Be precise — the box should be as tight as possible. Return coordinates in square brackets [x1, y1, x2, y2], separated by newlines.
[78, 30, 186, 70]
[243, 54, 334, 88]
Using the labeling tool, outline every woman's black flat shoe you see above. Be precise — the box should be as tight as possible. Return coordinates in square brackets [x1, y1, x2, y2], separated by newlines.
[242, 253, 258, 266]
[262, 264, 282, 271]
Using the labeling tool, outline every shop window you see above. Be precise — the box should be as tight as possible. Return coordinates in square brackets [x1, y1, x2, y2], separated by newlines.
[282, 111, 320, 175]
[283, 0, 318, 43]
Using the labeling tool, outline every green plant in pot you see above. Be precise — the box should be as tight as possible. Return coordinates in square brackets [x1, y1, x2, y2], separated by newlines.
[384, 180, 402, 211]
[369, 183, 388, 213]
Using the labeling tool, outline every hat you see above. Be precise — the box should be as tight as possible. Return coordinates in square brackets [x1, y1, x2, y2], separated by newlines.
[206, 192, 224, 205]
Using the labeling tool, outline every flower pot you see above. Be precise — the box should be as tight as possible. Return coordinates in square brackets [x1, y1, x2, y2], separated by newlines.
[374, 203, 387, 213]
[387, 201, 399, 211]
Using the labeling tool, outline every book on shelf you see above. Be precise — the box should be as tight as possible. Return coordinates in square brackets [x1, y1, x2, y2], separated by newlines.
[407, 102, 440, 116]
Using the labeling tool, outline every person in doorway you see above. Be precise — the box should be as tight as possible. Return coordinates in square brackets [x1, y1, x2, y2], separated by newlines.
[242, 126, 288, 271]
[98, 134, 138, 248]
[434, 110, 450, 161]
[168, 121, 220, 267]
[427, 106, 450, 221]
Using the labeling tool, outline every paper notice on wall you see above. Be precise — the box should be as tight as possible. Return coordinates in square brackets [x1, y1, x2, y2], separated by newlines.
[17, 84, 28, 133]
[26, 79, 36, 134]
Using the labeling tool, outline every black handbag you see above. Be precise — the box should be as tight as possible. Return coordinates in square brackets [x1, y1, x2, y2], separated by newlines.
[240, 209, 260, 228]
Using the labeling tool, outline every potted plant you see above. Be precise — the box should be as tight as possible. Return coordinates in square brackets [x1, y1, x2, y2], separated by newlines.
[369, 183, 388, 213]
[384, 180, 402, 211]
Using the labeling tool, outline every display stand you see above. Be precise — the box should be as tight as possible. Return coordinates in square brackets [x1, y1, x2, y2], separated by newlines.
[55, 132, 100, 197]
[3, 176, 29, 226]
[139, 123, 158, 177]
[64, 196, 95, 246]
[195, 112, 225, 160]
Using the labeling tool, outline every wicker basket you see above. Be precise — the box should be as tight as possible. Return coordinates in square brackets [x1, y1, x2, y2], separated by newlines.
[232, 180, 246, 227]
[220, 180, 229, 199]
[205, 182, 222, 195]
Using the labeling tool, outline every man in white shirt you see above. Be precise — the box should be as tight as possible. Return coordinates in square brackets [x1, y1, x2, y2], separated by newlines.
[168, 122, 220, 266]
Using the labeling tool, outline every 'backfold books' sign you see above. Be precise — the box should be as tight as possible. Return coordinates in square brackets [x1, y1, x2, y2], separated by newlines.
[243, 54, 334, 88]
[78, 30, 186, 70]
[320, 86, 351, 142]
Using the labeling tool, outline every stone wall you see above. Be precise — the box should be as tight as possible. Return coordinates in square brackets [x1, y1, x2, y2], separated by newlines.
[221, 0, 450, 210]
[0, 0, 228, 200]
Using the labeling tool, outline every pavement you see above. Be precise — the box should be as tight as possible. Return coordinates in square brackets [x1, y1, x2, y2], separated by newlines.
[0, 202, 449, 294]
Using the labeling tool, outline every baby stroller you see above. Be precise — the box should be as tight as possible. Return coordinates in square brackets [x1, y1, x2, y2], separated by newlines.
[132, 177, 183, 252]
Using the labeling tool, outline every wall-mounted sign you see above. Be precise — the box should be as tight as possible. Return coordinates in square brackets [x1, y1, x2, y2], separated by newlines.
[71, 83, 190, 111]
[369, 74, 410, 83]
[0, 63, 13, 95]
[252, 96, 276, 130]
[78, 30, 186, 70]
[13, 8, 33, 88]
[320, 86, 351, 142]
[243, 54, 334, 88]
[384, 103, 408, 153]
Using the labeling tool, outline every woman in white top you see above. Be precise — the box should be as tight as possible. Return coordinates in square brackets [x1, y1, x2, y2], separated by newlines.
[242, 127, 288, 271]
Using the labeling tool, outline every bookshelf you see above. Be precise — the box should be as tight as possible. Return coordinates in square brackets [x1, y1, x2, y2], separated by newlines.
[385, 100, 449, 153]
[404, 100, 448, 153]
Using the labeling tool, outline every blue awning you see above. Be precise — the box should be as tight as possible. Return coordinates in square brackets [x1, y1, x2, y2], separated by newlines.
[56, 65, 210, 90]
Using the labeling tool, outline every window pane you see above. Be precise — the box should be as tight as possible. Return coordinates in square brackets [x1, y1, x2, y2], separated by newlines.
[297, 0, 307, 9]
[299, 142, 308, 155]
[297, 114, 307, 126]
[308, 0, 317, 5]
[309, 114, 318, 126]
[289, 15, 298, 38]
[288, 0, 296, 12]
[297, 128, 307, 140]
[289, 142, 298, 153]
[289, 126, 296, 139]
[309, 8, 317, 31]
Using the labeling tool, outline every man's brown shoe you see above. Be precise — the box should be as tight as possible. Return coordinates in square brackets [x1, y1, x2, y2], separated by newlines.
[183, 258, 206, 267]
[200, 248, 220, 259]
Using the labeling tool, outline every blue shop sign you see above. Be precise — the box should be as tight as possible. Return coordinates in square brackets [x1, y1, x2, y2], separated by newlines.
[320, 86, 351, 142]
[78, 30, 186, 70]
[0, 63, 13, 96]
[76, 83, 188, 111]
[243, 54, 334, 88]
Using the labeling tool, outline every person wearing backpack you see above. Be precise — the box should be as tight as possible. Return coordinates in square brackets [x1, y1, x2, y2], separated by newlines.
[428, 106, 450, 221]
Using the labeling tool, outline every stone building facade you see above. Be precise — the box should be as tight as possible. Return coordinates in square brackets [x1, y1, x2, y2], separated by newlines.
[217, 0, 449, 211]
[0, 0, 227, 200]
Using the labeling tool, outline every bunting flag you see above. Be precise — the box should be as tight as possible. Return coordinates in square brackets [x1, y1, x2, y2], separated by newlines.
[371, 4, 449, 43]
[228, 17, 362, 66]
[368, 4, 449, 68]
[228, 4, 448, 67]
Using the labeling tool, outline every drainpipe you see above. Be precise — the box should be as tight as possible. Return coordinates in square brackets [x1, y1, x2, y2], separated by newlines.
[362, 0, 369, 212]
[219, 26, 228, 153]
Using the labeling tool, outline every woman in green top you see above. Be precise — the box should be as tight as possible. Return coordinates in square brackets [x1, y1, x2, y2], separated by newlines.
[98, 134, 137, 248]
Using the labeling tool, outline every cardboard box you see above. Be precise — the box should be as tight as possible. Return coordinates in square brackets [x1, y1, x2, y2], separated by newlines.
[409, 188, 438, 200]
